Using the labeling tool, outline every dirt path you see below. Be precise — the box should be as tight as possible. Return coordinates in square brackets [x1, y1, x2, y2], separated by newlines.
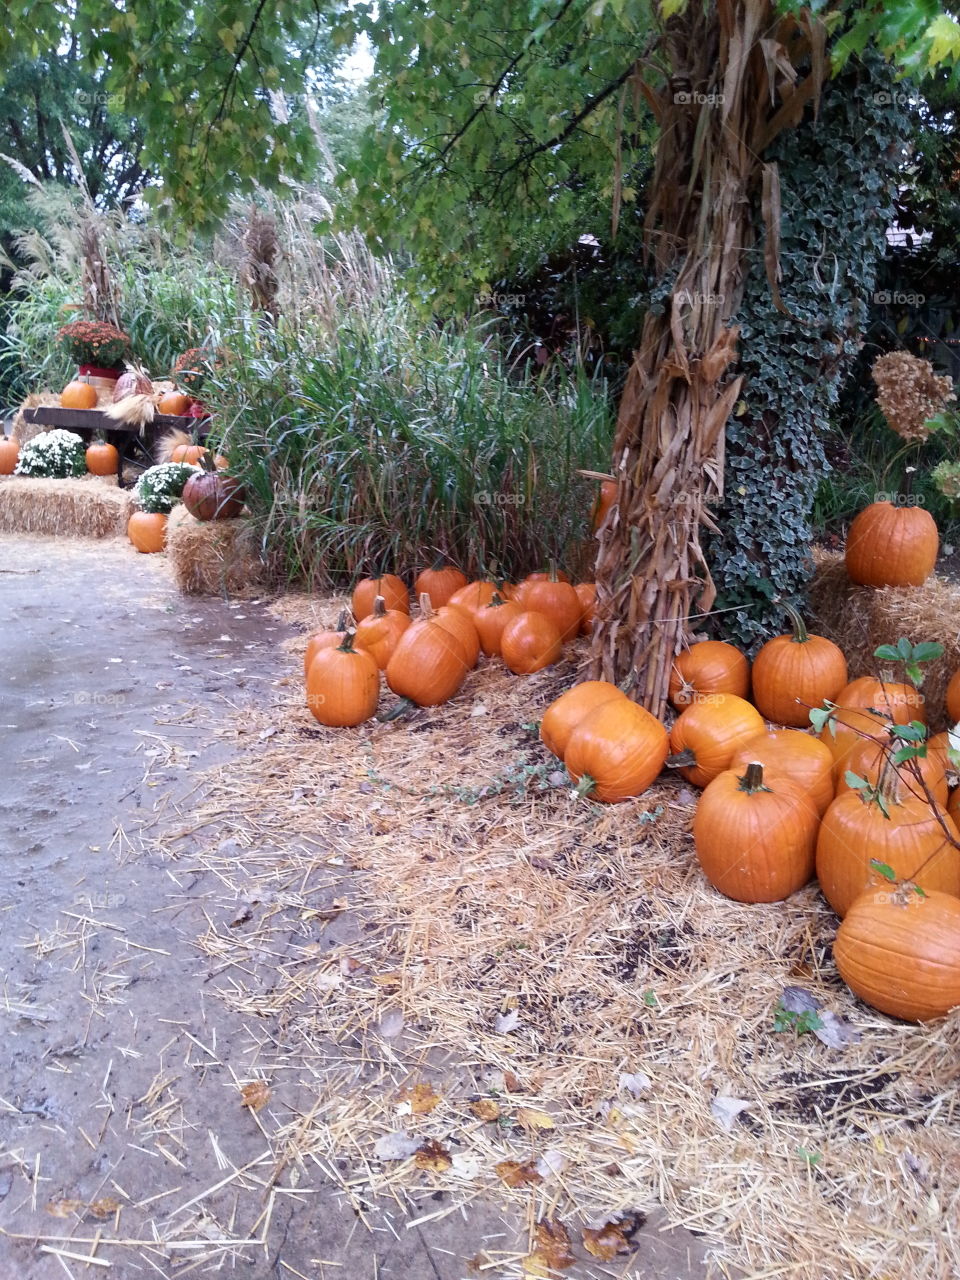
[0, 535, 715, 1280]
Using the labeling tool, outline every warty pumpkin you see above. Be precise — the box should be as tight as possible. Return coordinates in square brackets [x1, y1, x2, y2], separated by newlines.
[352, 574, 410, 620]
[750, 606, 847, 727]
[565, 697, 668, 802]
[385, 602, 469, 706]
[693, 761, 819, 903]
[304, 609, 350, 679]
[414, 561, 468, 609]
[474, 593, 524, 657]
[540, 680, 625, 760]
[668, 693, 765, 788]
[834, 887, 960, 1022]
[306, 631, 380, 727]
[500, 610, 563, 675]
[845, 501, 938, 588]
[728, 728, 835, 817]
[816, 758, 960, 917]
[354, 596, 412, 670]
[668, 640, 750, 710]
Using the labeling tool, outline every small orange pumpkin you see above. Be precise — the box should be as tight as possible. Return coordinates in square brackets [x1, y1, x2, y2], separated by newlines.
[158, 391, 192, 416]
[668, 693, 765, 788]
[0, 436, 20, 475]
[386, 603, 470, 706]
[590, 479, 617, 532]
[835, 732, 950, 806]
[414, 561, 469, 609]
[61, 379, 98, 410]
[352, 574, 409, 620]
[448, 580, 499, 615]
[728, 728, 835, 817]
[500, 610, 563, 675]
[750, 606, 847, 727]
[540, 681, 625, 759]
[835, 676, 925, 726]
[474, 594, 523, 657]
[668, 640, 750, 710]
[354, 596, 412, 670]
[522, 566, 582, 643]
[127, 511, 167, 553]
[846, 501, 938, 588]
[305, 631, 380, 727]
[304, 609, 350, 679]
[170, 442, 207, 465]
[85, 441, 119, 476]
[434, 600, 480, 668]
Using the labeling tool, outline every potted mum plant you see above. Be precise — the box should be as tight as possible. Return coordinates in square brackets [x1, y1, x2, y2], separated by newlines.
[127, 461, 199, 553]
[14, 429, 87, 478]
[56, 320, 130, 382]
[171, 346, 225, 417]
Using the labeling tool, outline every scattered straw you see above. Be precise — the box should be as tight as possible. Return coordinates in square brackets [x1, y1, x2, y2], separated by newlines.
[165, 504, 269, 596]
[11, 392, 61, 446]
[0, 476, 132, 539]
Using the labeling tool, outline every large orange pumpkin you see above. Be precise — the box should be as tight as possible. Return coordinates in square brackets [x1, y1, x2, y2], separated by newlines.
[414, 562, 468, 609]
[85, 441, 119, 476]
[816, 762, 960, 918]
[305, 632, 380, 727]
[668, 640, 750, 710]
[834, 888, 960, 1022]
[845, 502, 938, 587]
[835, 676, 925, 725]
[61, 379, 98, 409]
[352, 574, 409, 620]
[474, 594, 524, 657]
[565, 698, 668, 802]
[835, 732, 950, 806]
[540, 681, 625, 760]
[522, 571, 582, 643]
[354, 596, 412, 670]
[818, 702, 919, 782]
[750, 607, 847, 727]
[728, 728, 835, 817]
[127, 511, 167, 553]
[668, 693, 765, 788]
[385, 608, 469, 706]
[304, 609, 350, 679]
[575, 583, 597, 635]
[0, 436, 20, 474]
[500, 611, 563, 675]
[693, 761, 819, 903]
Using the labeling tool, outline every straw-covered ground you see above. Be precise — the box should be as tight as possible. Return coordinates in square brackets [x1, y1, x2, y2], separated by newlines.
[149, 588, 960, 1280]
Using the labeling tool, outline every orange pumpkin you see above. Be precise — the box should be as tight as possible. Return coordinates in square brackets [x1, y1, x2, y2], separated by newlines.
[590, 479, 617, 532]
[668, 693, 765, 788]
[694, 762, 819, 903]
[158, 391, 192, 416]
[728, 728, 835, 817]
[354, 596, 412, 670]
[385, 605, 470, 706]
[946, 669, 960, 725]
[0, 436, 20, 475]
[816, 761, 960, 918]
[305, 632, 380, 727]
[522, 569, 582, 643]
[565, 697, 668, 803]
[61, 379, 98, 410]
[750, 607, 847, 727]
[414, 562, 469, 609]
[835, 732, 950, 806]
[474, 594, 524, 657]
[834, 888, 960, 1022]
[85, 441, 119, 476]
[835, 676, 925, 726]
[846, 502, 938, 588]
[170, 442, 207, 465]
[304, 609, 350, 679]
[352, 574, 409, 620]
[540, 681, 625, 759]
[500, 611, 563, 675]
[127, 511, 167, 553]
[434, 601, 480, 668]
[668, 640, 750, 710]
[448, 580, 498, 615]
[818, 706, 891, 780]
[575, 583, 597, 635]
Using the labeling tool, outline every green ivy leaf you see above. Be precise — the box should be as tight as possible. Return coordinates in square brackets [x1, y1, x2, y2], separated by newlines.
[869, 858, 896, 882]
[843, 770, 869, 790]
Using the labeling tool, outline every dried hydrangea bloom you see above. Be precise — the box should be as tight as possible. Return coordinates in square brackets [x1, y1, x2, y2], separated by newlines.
[871, 351, 955, 443]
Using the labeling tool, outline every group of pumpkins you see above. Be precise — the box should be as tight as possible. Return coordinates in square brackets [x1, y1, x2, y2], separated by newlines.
[61, 371, 205, 419]
[0, 432, 121, 478]
[127, 447, 243, 554]
[541, 610, 960, 1025]
[303, 564, 599, 726]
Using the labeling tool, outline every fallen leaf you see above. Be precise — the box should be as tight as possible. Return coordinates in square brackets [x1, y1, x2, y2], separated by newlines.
[371, 970, 402, 988]
[711, 1095, 751, 1132]
[524, 1219, 575, 1274]
[618, 1071, 652, 1096]
[397, 1082, 440, 1115]
[414, 1139, 452, 1172]
[374, 1131, 421, 1161]
[583, 1220, 630, 1260]
[45, 1199, 84, 1218]
[503, 1070, 522, 1093]
[495, 1159, 543, 1188]
[339, 955, 367, 977]
[470, 1098, 501, 1122]
[375, 1009, 405, 1039]
[781, 986, 822, 1014]
[812, 1009, 862, 1049]
[494, 1008, 521, 1034]
[240, 1081, 271, 1112]
[535, 1149, 568, 1178]
[516, 1107, 555, 1132]
[87, 1197, 120, 1220]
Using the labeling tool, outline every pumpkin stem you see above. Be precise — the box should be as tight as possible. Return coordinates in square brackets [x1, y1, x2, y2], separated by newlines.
[335, 608, 349, 632]
[548, 558, 559, 584]
[781, 601, 809, 644]
[737, 761, 770, 794]
[337, 630, 359, 653]
[665, 749, 696, 769]
[418, 591, 434, 619]
[372, 595, 387, 618]
[573, 773, 597, 799]
[378, 696, 417, 722]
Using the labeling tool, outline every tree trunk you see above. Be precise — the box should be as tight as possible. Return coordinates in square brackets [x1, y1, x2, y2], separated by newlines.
[590, 0, 825, 717]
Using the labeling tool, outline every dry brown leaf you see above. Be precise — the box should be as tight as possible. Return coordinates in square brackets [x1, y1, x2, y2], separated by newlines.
[413, 1139, 452, 1172]
[524, 1219, 575, 1274]
[495, 1159, 543, 1188]
[470, 1098, 501, 1122]
[502, 1070, 521, 1093]
[582, 1220, 630, 1260]
[45, 1199, 84, 1218]
[87, 1197, 121, 1221]
[516, 1106, 555, 1132]
[371, 970, 402, 987]
[240, 1080, 271, 1111]
[397, 1081, 440, 1114]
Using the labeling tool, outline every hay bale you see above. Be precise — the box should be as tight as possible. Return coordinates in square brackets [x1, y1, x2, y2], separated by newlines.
[11, 392, 61, 445]
[0, 475, 132, 538]
[166, 503, 269, 596]
[809, 547, 960, 729]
